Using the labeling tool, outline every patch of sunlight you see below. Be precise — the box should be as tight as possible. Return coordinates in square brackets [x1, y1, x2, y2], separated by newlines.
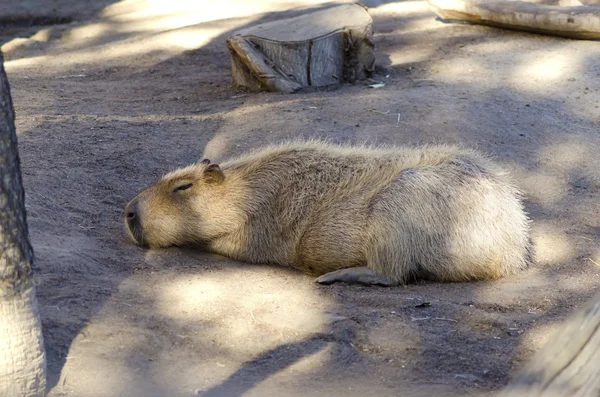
[5, 25, 224, 71]
[0, 38, 42, 55]
[154, 270, 334, 354]
[202, 99, 299, 160]
[475, 271, 599, 309]
[533, 224, 573, 266]
[465, 40, 528, 55]
[511, 52, 579, 90]
[511, 139, 596, 206]
[203, 133, 232, 162]
[514, 170, 566, 207]
[101, 0, 350, 29]
[8, 0, 345, 70]
[426, 58, 488, 81]
[370, 0, 437, 32]
[474, 273, 550, 304]
[372, 1, 431, 15]
[57, 321, 165, 397]
[519, 322, 560, 352]
[388, 47, 436, 67]
[61, 22, 110, 42]
[537, 140, 590, 170]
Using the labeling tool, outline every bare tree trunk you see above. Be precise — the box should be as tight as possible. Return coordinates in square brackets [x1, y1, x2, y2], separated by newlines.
[0, 51, 46, 397]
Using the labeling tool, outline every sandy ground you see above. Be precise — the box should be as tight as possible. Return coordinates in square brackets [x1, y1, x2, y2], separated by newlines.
[2, 0, 600, 396]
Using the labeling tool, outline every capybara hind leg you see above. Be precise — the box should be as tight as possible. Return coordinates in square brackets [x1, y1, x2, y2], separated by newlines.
[315, 267, 395, 287]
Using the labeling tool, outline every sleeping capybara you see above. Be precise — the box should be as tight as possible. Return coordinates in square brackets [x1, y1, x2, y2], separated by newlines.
[124, 140, 531, 286]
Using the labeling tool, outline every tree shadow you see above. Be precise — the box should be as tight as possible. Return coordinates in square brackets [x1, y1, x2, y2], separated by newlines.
[196, 338, 333, 397]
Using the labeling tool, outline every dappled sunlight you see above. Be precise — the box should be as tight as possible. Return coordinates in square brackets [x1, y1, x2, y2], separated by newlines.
[474, 267, 599, 308]
[428, 57, 490, 82]
[154, 27, 224, 50]
[466, 40, 529, 55]
[373, 1, 431, 15]
[479, 274, 551, 299]
[513, 168, 567, 206]
[62, 23, 111, 43]
[388, 46, 438, 68]
[50, 261, 340, 395]
[5, 23, 232, 71]
[58, 320, 170, 397]
[512, 52, 576, 85]
[7, 0, 600, 394]
[533, 222, 573, 266]
[537, 140, 591, 171]
[100, 0, 341, 29]
[153, 270, 335, 355]
[4, 0, 353, 72]
[518, 321, 560, 352]
[203, 128, 234, 161]
[510, 138, 599, 207]
[56, 356, 141, 397]
[370, 0, 438, 33]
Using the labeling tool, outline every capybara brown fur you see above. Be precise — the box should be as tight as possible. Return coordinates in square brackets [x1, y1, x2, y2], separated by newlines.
[124, 140, 531, 286]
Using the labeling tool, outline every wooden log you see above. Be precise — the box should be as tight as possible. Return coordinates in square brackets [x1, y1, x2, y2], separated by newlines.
[226, 4, 375, 93]
[498, 290, 600, 397]
[428, 0, 600, 39]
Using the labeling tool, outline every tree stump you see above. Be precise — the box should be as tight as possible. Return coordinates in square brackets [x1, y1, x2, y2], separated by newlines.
[226, 4, 376, 93]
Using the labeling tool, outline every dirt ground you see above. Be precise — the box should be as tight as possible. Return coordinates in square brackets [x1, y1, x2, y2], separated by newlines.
[2, 0, 600, 396]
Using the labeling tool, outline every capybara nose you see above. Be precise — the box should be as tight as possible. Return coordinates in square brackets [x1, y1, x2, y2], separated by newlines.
[126, 209, 136, 224]
[124, 201, 141, 243]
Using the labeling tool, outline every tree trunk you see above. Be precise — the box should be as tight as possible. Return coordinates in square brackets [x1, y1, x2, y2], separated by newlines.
[498, 290, 600, 397]
[0, 51, 46, 397]
[429, 0, 600, 40]
[227, 4, 375, 93]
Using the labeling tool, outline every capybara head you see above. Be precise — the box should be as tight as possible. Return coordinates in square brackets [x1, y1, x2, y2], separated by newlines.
[124, 159, 227, 248]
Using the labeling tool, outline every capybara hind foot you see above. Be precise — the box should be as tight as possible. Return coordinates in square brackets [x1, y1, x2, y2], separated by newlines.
[316, 267, 395, 287]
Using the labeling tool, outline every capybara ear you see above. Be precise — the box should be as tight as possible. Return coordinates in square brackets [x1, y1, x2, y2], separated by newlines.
[200, 158, 211, 165]
[204, 164, 225, 184]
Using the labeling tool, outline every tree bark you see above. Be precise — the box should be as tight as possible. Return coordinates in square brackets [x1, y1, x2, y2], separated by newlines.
[498, 290, 600, 397]
[429, 0, 600, 40]
[227, 4, 375, 93]
[0, 51, 46, 397]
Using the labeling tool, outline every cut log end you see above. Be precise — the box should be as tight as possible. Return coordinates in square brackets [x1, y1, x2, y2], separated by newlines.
[227, 4, 375, 93]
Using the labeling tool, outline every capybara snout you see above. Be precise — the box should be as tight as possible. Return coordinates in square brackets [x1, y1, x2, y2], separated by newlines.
[124, 159, 228, 249]
[125, 141, 532, 286]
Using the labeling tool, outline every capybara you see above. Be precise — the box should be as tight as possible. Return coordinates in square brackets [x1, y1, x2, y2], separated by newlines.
[124, 140, 531, 286]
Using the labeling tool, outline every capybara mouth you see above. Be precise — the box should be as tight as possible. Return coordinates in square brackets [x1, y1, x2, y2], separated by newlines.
[124, 217, 146, 246]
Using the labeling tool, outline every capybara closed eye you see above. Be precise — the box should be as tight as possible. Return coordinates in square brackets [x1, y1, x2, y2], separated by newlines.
[124, 140, 532, 286]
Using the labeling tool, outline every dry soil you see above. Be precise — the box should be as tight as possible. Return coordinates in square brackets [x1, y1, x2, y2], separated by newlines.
[2, 0, 600, 396]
